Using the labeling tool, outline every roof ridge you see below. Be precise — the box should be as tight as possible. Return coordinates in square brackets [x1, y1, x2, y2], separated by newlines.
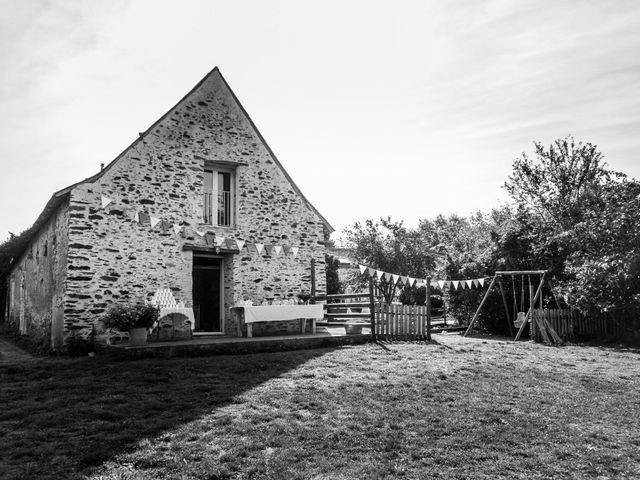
[215, 69, 334, 233]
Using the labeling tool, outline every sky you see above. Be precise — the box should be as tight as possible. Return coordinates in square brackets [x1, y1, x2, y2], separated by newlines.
[1, 0, 639, 243]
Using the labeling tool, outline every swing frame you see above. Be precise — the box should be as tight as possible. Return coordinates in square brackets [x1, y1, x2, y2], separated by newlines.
[462, 270, 563, 342]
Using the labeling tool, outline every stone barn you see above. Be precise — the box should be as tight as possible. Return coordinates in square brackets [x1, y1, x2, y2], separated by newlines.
[4, 67, 333, 350]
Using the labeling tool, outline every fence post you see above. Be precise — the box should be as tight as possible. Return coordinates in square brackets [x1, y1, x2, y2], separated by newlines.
[369, 278, 376, 341]
[310, 258, 316, 299]
[426, 277, 431, 341]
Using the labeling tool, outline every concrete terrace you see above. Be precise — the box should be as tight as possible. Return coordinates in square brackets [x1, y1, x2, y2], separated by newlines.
[103, 326, 372, 359]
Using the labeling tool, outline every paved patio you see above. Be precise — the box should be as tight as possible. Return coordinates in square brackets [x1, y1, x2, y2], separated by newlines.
[103, 326, 373, 359]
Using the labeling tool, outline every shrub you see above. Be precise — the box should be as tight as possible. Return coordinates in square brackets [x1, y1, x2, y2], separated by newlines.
[102, 303, 159, 331]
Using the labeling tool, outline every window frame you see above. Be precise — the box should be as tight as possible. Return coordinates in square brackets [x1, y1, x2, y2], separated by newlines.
[203, 163, 236, 227]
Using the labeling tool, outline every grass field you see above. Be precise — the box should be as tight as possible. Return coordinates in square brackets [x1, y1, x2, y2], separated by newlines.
[1, 334, 639, 479]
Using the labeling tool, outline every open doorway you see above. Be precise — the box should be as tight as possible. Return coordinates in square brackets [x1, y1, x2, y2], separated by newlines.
[192, 254, 224, 333]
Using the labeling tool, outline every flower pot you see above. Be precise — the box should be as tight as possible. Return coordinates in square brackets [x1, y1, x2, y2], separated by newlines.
[128, 327, 148, 347]
[344, 323, 364, 335]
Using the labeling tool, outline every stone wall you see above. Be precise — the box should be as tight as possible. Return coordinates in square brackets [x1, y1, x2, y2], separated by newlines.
[7, 201, 69, 349]
[62, 68, 328, 340]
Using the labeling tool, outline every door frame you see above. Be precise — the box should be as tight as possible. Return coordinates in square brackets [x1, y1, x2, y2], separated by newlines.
[192, 253, 225, 334]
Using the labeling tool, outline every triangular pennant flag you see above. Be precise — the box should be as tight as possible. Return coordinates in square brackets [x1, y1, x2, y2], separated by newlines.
[431, 280, 439, 288]
[255, 243, 265, 255]
[101, 196, 112, 209]
[472, 279, 479, 288]
[399, 276, 408, 285]
[273, 245, 282, 256]
[264, 245, 273, 256]
[407, 277, 415, 287]
[173, 224, 182, 235]
[367, 267, 376, 277]
[437, 280, 445, 289]
[459, 281, 466, 290]
[133, 210, 140, 223]
[291, 246, 299, 257]
[282, 245, 291, 255]
[389, 274, 396, 284]
[236, 240, 245, 252]
[466, 280, 473, 289]
[376, 270, 385, 280]
[150, 216, 161, 229]
[479, 278, 486, 287]
[452, 280, 459, 290]
[359, 265, 367, 275]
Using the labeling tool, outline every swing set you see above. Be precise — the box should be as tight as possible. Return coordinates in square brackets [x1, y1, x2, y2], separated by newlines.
[463, 270, 564, 343]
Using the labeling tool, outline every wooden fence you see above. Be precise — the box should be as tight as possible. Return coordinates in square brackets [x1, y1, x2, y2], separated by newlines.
[531, 308, 640, 342]
[374, 303, 430, 341]
[322, 292, 372, 324]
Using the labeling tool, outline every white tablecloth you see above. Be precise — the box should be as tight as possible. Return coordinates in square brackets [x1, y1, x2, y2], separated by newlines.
[237, 304, 325, 324]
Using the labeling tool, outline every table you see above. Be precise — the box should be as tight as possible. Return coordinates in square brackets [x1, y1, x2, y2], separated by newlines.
[231, 304, 325, 337]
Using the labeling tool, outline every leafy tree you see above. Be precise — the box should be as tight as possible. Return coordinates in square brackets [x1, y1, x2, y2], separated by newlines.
[504, 136, 621, 229]
[561, 180, 640, 312]
[504, 135, 639, 313]
[325, 254, 342, 295]
[344, 218, 436, 303]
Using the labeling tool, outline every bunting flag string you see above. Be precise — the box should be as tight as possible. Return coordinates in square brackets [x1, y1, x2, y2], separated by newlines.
[353, 261, 491, 290]
[97, 194, 305, 259]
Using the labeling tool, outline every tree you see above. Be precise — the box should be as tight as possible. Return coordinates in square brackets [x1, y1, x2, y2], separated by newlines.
[561, 180, 640, 312]
[504, 136, 620, 229]
[504, 135, 639, 313]
[325, 254, 342, 295]
[344, 218, 436, 303]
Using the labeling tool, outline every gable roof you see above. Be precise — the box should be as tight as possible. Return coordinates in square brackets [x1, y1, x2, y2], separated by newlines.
[10, 67, 334, 266]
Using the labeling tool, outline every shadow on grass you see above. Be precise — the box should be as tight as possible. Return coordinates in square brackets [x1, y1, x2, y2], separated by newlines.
[0, 346, 336, 480]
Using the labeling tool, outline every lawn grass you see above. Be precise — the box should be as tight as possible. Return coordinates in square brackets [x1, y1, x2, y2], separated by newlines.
[1, 334, 640, 479]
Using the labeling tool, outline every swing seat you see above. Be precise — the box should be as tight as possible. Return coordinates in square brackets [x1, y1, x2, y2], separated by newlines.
[514, 312, 527, 328]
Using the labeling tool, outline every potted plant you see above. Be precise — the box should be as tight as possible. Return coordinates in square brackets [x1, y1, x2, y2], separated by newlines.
[297, 290, 312, 304]
[344, 322, 366, 334]
[102, 303, 159, 346]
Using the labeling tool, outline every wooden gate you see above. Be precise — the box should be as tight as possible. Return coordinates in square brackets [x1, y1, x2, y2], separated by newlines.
[374, 303, 430, 341]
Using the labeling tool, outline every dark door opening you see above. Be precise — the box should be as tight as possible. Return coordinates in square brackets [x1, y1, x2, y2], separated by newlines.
[192, 255, 223, 332]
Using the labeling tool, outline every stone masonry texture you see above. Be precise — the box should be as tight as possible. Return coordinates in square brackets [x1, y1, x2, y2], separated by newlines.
[7, 68, 330, 348]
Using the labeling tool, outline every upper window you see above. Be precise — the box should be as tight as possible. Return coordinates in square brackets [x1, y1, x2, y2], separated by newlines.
[203, 167, 234, 226]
